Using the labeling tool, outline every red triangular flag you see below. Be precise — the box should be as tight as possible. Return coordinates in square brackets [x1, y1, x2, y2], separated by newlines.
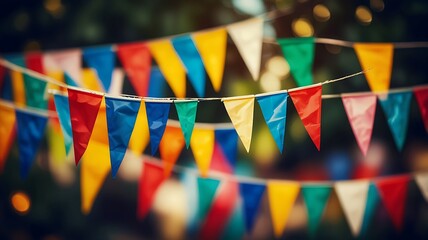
[414, 87, 428, 132]
[288, 85, 322, 150]
[117, 43, 151, 97]
[376, 175, 410, 231]
[25, 52, 45, 74]
[342, 94, 377, 156]
[137, 161, 166, 219]
[67, 88, 103, 165]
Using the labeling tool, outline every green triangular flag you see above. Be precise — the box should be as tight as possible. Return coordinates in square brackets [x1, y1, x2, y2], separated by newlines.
[175, 100, 198, 148]
[197, 177, 220, 223]
[302, 185, 331, 237]
[278, 37, 315, 87]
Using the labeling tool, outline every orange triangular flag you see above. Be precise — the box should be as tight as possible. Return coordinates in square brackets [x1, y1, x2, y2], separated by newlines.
[159, 126, 185, 178]
[0, 104, 16, 171]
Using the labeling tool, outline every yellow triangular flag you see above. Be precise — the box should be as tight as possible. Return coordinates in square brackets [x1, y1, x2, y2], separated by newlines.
[0, 104, 16, 172]
[268, 181, 300, 237]
[81, 100, 111, 214]
[190, 128, 214, 177]
[82, 68, 102, 91]
[128, 101, 150, 156]
[223, 96, 255, 152]
[10, 70, 26, 106]
[192, 28, 227, 92]
[354, 43, 394, 92]
[148, 40, 186, 98]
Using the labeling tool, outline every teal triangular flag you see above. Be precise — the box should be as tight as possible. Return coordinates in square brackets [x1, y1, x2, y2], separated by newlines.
[379, 92, 412, 150]
[278, 37, 315, 87]
[175, 100, 198, 148]
[256, 92, 288, 153]
[359, 183, 380, 238]
[53, 94, 73, 155]
[221, 199, 245, 239]
[197, 177, 221, 223]
[302, 185, 331, 236]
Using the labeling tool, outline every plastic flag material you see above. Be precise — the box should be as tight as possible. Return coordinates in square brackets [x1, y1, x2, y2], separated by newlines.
[354, 43, 394, 92]
[109, 68, 124, 95]
[302, 185, 331, 236]
[190, 128, 215, 177]
[223, 96, 255, 152]
[137, 162, 166, 219]
[0, 71, 13, 101]
[105, 97, 140, 177]
[278, 37, 315, 87]
[148, 40, 186, 98]
[379, 92, 412, 150]
[256, 92, 288, 153]
[117, 43, 151, 96]
[148, 67, 167, 97]
[214, 129, 238, 169]
[267, 181, 300, 237]
[192, 28, 227, 92]
[53, 94, 73, 155]
[376, 175, 409, 230]
[145, 101, 170, 155]
[68, 89, 103, 165]
[24, 52, 48, 109]
[210, 142, 234, 174]
[83, 46, 115, 92]
[43, 49, 82, 86]
[159, 126, 185, 178]
[221, 198, 245, 239]
[342, 94, 377, 156]
[415, 173, 428, 202]
[239, 182, 266, 232]
[0, 104, 16, 172]
[414, 87, 428, 132]
[289, 85, 322, 150]
[81, 69, 102, 91]
[227, 18, 263, 80]
[128, 102, 150, 156]
[5, 55, 26, 106]
[360, 183, 380, 236]
[172, 35, 206, 97]
[196, 177, 221, 224]
[335, 180, 370, 236]
[175, 100, 198, 148]
[15, 110, 48, 178]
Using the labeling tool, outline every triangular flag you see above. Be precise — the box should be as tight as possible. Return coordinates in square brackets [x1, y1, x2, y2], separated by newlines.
[53, 94, 73, 155]
[148, 67, 167, 97]
[210, 142, 234, 174]
[197, 177, 221, 223]
[342, 94, 377, 156]
[302, 185, 331, 236]
[67, 89, 103, 165]
[0, 64, 5, 90]
[239, 182, 266, 232]
[24, 52, 48, 109]
[376, 175, 409, 230]
[128, 102, 150, 156]
[43, 49, 82, 85]
[215, 129, 238, 168]
[227, 17, 264, 80]
[223, 96, 255, 152]
[5, 55, 26, 106]
[267, 181, 300, 237]
[0, 104, 16, 172]
[159, 126, 185, 178]
[172, 35, 206, 97]
[83, 46, 115, 92]
[414, 87, 428, 132]
[81, 68, 102, 91]
[354, 43, 394, 92]
[192, 28, 227, 92]
[289, 85, 322, 150]
[415, 173, 428, 202]
[117, 43, 151, 96]
[145, 101, 170, 155]
[137, 162, 166, 219]
[278, 37, 315, 87]
[379, 92, 412, 150]
[190, 128, 215, 177]
[0, 71, 13, 101]
[221, 197, 245, 240]
[105, 97, 140, 178]
[15, 110, 48, 178]
[175, 100, 198, 148]
[335, 180, 370, 236]
[360, 183, 380, 236]
[108, 68, 124, 95]
[256, 92, 288, 153]
[148, 40, 186, 98]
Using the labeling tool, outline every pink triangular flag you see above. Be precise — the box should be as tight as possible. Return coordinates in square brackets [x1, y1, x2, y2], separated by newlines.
[43, 49, 82, 85]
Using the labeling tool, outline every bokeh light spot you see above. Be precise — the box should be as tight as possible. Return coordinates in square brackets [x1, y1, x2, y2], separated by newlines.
[260, 71, 281, 92]
[292, 18, 314, 37]
[355, 6, 373, 25]
[313, 4, 331, 22]
[266, 56, 290, 78]
[11, 191, 31, 215]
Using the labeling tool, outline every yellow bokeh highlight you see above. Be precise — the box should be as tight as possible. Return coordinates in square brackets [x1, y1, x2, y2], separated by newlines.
[11, 191, 31, 214]
[313, 4, 331, 22]
[292, 18, 314, 37]
[355, 6, 372, 25]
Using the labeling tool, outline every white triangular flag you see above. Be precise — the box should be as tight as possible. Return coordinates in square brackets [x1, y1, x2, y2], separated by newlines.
[43, 49, 82, 85]
[108, 68, 124, 96]
[227, 17, 264, 80]
[335, 180, 370, 237]
[415, 173, 428, 202]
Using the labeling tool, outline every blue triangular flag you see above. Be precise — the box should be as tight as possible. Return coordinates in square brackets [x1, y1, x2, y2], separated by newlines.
[105, 97, 141, 177]
[239, 182, 266, 232]
[256, 93, 288, 153]
[1, 73, 13, 101]
[172, 35, 206, 97]
[302, 185, 331, 236]
[379, 92, 412, 150]
[83, 46, 115, 91]
[360, 183, 380, 237]
[215, 129, 238, 168]
[148, 67, 167, 97]
[15, 110, 48, 178]
[145, 101, 170, 155]
[53, 94, 73, 155]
